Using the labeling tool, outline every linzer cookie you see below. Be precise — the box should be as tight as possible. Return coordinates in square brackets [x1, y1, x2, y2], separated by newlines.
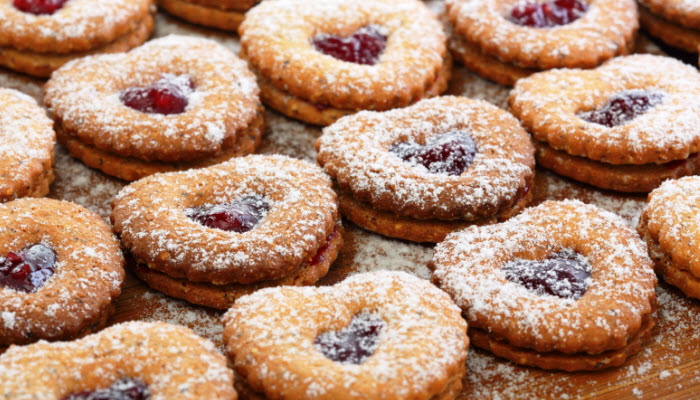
[509, 54, 700, 192]
[639, 0, 700, 54]
[111, 155, 342, 309]
[223, 271, 468, 400]
[0, 88, 55, 203]
[431, 200, 657, 371]
[158, 0, 259, 31]
[0, 198, 124, 346]
[44, 35, 263, 181]
[638, 177, 700, 299]
[0, 321, 237, 399]
[0, 0, 154, 77]
[239, 0, 450, 126]
[444, 0, 638, 86]
[316, 96, 535, 243]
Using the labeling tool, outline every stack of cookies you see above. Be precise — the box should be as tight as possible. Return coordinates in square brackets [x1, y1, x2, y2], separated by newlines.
[639, 0, 700, 55]
[157, 0, 258, 31]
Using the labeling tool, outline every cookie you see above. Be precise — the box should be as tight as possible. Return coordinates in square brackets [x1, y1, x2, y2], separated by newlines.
[44, 35, 263, 181]
[0, 0, 154, 77]
[111, 154, 342, 308]
[444, 0, 637, 85]
[0, 88, 55, 203]
[640, 5, 700, 54]
[639, 0, 700, 29]
[431, 200, 657, 371]
[223, 271, 468, 400]
[0, 321, 237, 399]
[316, 96, 535, 242]
[638, 176, 700, 299]
[509, 54, 700, 192]
[158, 0, 257, 31]
[239, 0, 450, 125]
[0, 198, 124, 346]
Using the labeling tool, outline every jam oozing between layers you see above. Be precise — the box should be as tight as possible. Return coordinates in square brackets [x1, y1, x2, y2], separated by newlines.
[0, 243, 56, 293]
[579, 90, 664, 128]
[390, 131, 477, 176]
[13, 0, 68, 15]
[510, 0, 588, 28]
[120, 74, 194, 115]
[502, 249, 591, 300]
[63, 378, 150, 400]
[185, 196, 270, 233]
[312, 25, 387, 65]
[309, 227, 340, 266]
[314, 311, 384, 364]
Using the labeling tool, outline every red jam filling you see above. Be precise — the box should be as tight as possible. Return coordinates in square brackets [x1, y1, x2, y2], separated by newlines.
[312, 25, 387, 65]
[579, 90, 664, 128]
[502, 249, 591, 299]
[13, 0, 69, 15]
[314, 311, 384, 364]
[309, 227, 340, 266]
[63, 378, 150, 400]
[390, 131, 477, 176]
[510, 0, 588, 28]
[120, 75, 194, 115]
[185, 196, 269, 233]
[0, 243, 56, 293]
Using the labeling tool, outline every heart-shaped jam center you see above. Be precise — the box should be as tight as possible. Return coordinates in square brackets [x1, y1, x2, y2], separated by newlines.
[312, 25, 387, 65]
[510, 0, 588, 28]
[13, 0, 69, 15]
[185, 196, 269, 233]
[63, 378, 150, 400]
[120, 74, 194, 115]
[502, 249, 591, 299]
[314, 311, 384, 364]
[579, 90, 664, 128]
[0, 243, 56, 293]
[390, 131, 477, 176]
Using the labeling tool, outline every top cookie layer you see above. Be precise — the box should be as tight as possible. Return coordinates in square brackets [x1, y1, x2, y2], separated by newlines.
[509, 54, 700, 165]
[0, 0, 153, 53]
[446, 0, 638, 69]
[239, 0, 447, 111]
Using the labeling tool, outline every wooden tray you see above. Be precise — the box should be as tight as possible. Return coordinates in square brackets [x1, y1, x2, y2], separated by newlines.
[3, 3, 699, 399]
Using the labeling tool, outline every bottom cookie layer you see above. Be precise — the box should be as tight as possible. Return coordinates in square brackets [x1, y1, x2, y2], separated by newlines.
[0, 12, 154, 78]
[469, 316, 654, 372]
[0, 157, 54, 203]
[338, 181, 533, 243]
[57, 111, 263, 181]
[535, 141, 700, 193]
[640, 7, 700, 54]
[133, 224, 343, 309]
[158, 0, 246, 31]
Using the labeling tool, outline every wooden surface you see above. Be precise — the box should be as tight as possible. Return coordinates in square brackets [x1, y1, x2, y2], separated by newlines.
[3, 2, 699, 399]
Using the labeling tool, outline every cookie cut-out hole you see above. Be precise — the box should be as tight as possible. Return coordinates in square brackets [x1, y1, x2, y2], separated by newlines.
[120, 74, 195, 115]
[63, 378, 150, 400]
[13, 0, 68, 15]
[502, 248, 591, 299]
[579, 90, 664, 128]
[510, 0, 588, 28]
[312, 25, 387, 65]
[314, 311, 384, 364]
[185, 195, 270, 233]
[0, 243, 56, 293]
[390, 131, 477, 176]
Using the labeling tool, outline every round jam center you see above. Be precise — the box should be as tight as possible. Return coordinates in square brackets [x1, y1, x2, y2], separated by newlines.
[185, 195, 269, 233]
[390, 131, 477, 176]
[314, 311, 384, 364]
[120, 74, 194, 115]
[312, 25, 387, 65]
[0, 243, 56, 293]
[510, 0, 588, 28]
[63, 378, 150, 400]
[502, 249, 591, 299]
[13, 0, 69, 15]
[579, 90, 664, 128]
